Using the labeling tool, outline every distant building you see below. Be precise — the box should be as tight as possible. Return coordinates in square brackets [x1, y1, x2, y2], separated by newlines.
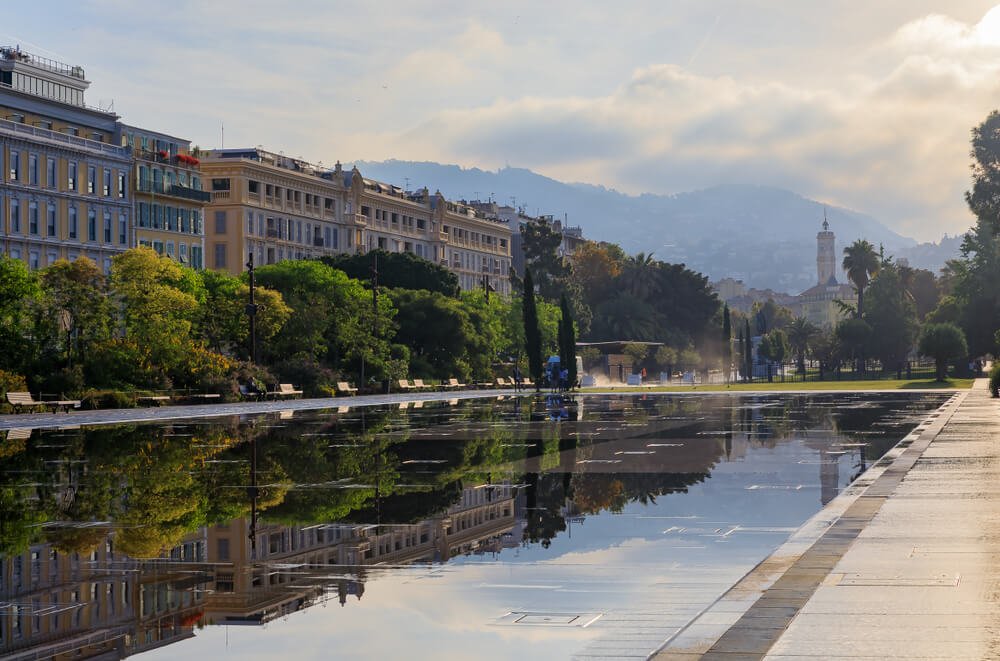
[712, 277, 747, 301]
[794, 219, 856, 328]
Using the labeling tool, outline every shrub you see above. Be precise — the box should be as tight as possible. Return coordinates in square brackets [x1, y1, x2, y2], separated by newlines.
[271, 356, 338, 397]
[43, 365, 86, 398]
[170, 346, 236, 394]
[990, 363, 1000, 398]
[0, 370, 29, 413]
[80, 389, 137, 410]
[84, 339, 170, 390]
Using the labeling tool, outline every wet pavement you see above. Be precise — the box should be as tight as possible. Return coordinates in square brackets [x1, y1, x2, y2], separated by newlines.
[654, 379, 998, 660]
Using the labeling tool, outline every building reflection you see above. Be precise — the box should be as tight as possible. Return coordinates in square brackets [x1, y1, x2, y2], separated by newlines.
[0, 484, 521, 658]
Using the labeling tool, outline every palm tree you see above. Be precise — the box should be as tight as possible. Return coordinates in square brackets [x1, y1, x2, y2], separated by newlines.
[621, 252, 658, 300]
[787, 317, 819, 376]
[842, 239, 880, 318]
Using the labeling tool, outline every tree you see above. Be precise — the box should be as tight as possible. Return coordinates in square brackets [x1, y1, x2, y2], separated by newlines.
[571, 241, 624, 308]
[919, 323, 968, 381]
[390, 289, 476, 380]
[197, 269, 290, 358]
[0, 256, 40, 375]
[559, 294, 577, 388]
[758, 329, 789, 380]
[744, 318, 752, 381]
[722, 305, 732, 383]
[39, 257, 111, 368]
[835, 317, 872, 375]
[786, 317, 818, 375]
[520, 219, 570, 300]
[863, 265, 918, 373]
[966, 109, 1000, 234]
[522, 269, 543, 390]
[842, 239, 880, 318]
[322, 250, 459, 297]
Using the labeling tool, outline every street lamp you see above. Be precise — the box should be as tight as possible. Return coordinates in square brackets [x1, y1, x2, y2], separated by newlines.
[246, 252, 259, 364]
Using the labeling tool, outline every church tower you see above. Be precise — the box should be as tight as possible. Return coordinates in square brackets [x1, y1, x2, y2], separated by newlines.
[817, 214, 836, 286]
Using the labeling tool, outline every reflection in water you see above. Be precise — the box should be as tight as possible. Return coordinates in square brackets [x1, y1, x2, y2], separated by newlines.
[0, 392, 947, 660]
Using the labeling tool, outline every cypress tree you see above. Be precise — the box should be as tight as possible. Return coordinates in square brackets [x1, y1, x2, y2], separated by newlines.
[744, 318, 753, 382]
[737, 327, 744, 383]
[559, 294, 577, 389]
[722, 305, 731, 384]
[523, 268, 543, 391]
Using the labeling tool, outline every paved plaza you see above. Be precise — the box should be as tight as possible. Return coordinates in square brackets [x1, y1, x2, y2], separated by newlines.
[655, 379, 1000, 660]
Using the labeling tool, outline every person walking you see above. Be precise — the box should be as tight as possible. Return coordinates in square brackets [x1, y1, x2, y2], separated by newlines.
[513, 364, 522, 392]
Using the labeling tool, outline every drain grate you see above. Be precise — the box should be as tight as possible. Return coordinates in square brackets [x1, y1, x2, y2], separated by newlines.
[493, 611, 602, 627]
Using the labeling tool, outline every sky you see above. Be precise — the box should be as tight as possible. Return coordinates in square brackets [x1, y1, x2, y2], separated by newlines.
[7, 1, 1000, 241]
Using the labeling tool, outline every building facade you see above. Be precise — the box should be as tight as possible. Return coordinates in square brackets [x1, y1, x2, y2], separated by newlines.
[199, 149, 348, 274]
[794, 219, 857, 328]
[0, 46, 132, 272]
[123, 125, 208, 269]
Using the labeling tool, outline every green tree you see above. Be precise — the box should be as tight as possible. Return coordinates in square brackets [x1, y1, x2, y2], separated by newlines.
[390, 289, 475, 380]
[842, 239, 880, 318]
[722, 304, 732, 382]
[40, 257, 111, 365]
[835, 317, 872, 375]
[522, 268, 543, 390]
[559, 294, 577, 388]
[786, 317, 818, 375]
[0, 256, 40, 375]
[918, 323, 968, 381]
[322, 250, 459, 297]
[197, 269, 290, 358]
[863, 265, 919, 373]
[520, 218, 570, 299]
[966, 109, 1000, 234]
[759, 329, 790, 379]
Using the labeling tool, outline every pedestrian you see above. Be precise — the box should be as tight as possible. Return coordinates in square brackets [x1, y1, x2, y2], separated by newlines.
[513, 364, 522, 392]
[560, 367, 569, 391]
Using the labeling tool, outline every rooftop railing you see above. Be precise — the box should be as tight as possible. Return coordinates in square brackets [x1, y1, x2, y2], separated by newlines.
[0, 117, 129, 158]
[0, 46, 85, 79]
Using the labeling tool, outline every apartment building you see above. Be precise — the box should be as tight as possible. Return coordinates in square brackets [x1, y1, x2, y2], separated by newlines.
[344, 168, 513, 295]
[123, 124, 208, 269]
[200, 148, 348, 274]
[0, 46, 131, 272]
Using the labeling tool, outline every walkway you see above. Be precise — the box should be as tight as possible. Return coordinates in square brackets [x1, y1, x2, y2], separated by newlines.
[654, 379, 1000, 660]
[0, 388, 516, 431]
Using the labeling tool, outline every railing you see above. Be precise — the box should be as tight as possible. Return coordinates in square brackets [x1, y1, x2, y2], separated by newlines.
[0, 117, 129, 158]
[136, 181, 210, 202]
[212, 190, 230, 201]
[0, 46, 85, 79]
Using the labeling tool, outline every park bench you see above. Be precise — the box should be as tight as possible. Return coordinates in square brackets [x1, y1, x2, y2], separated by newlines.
[335, 381, 358, 396]
[267, 383, 303, 399]
[411, 378, 434, 390]
[397, 379, 416, 391]
[136, 395, 170, 406]
[174, 392, 222, 403]
[238, 384, 264, 401]
[445, 378, 466, 389]
[6, 391, 80, 413]
[496, 377, 512, 388]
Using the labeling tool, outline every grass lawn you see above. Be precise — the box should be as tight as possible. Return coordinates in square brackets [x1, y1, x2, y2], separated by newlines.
[579, 378, 975, 393]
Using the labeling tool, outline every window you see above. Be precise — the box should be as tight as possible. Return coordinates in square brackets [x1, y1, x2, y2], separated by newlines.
[68, 206, 77, 239]
[417, 218, 425, 230]
[214, 211, 227, 234]
[166, 241, 175, 258]
[248, 180, 259, 194]
[117, 172, 126, 198]
[104, 211, 112, 243]
[103, 169, 111, 196]
[138, 202, 149, 228]
[214, 243, 227, 269]
[217, 538, 230, 561]
[65, 127, 78, 136]
[119, 213, 127, 245]
[10, 197, 20, 233]
[247, 211, 254, 235]
[68, 161, 77, 191]
[87, 208, 96, 242]
[87, 166, 95, 194]
[153, 240, 164, 254]
[46, 203, 56, 236]
[28, 153, 38, 185]
[9, 150, 19, 181]
[211, 178, 230, 191]
[28, 201, 38, 234]
[46, 158, 56, 188]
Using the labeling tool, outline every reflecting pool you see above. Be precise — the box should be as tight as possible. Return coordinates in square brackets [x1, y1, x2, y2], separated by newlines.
[0, 392, 949, 660]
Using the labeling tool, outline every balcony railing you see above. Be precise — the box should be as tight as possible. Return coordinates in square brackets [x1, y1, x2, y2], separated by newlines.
[0, 117, 129, 158]
[137, 181, 210, 202]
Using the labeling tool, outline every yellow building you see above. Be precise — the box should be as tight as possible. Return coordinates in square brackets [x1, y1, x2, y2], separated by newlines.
[122, 125, 208, 268]
[0, 46, 132, 272]
[200, 148, 349, 274]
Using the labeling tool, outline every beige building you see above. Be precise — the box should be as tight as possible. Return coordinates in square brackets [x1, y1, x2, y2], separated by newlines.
[0, 46, 132, 272]
[122, 125, 208, 268]
[344, 169, 513, 295]
[794, 219, 857, 328]
[200, 148, 349, 274]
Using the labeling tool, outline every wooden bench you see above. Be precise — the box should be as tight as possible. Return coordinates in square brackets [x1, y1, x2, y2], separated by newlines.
[136, 395, 171, 406]
[397, 379, 416, 391]
[335, 381, 358, 396]
[238, 384, 264, 401]
[267, 383, 303, 399]
[173, 392, 222, 403]
[445, 377, 466, 389]
[6, 391, 80, 413]
[411, 378, 434, 390]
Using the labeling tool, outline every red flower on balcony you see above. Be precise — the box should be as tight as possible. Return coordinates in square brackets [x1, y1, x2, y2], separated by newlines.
[157, 150, 168, 159]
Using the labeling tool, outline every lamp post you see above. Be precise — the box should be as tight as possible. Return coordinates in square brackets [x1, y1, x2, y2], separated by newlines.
[246, 252, 258, 364]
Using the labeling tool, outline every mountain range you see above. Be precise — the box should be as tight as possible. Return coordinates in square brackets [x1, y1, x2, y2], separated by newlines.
[353, 160, 965, 294]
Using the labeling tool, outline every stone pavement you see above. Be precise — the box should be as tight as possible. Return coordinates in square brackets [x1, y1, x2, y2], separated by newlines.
[654, 379, 1000, 660]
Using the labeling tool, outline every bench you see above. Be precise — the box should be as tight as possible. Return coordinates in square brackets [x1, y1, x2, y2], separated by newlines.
[173, 392, 222, 403]
[445, 377, 466, 389]
[496, 377, 512, 388]
[6, 391, 80, 413]
[267, 383, 303, 399]
[335, 381, 358, 396]
[238, 384, 264, 401]
[411, 378, 434, 390]
[397, 379, 416, 391]
[136, 395, 171, 406]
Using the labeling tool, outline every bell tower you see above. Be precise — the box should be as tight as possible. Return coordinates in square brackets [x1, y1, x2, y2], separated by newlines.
[817, 212, 836, 286]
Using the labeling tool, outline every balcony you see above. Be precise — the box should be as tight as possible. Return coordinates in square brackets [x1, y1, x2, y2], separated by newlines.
[0, 117, 129, 159]
[313, 237, 324, 247]
[137, 181, 211, 202]
[212, 190, 230, 202]
[266, 228, 279, 238]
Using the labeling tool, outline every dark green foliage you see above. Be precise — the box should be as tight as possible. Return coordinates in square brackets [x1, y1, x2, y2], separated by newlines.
[519, 219, 571, 299]
[989, 363, 1000, 397]
[523, 269, 543, 388]
[842, 239, 880, 318]
[322, 250, 459, 297]
[559, 294, 577, 387]
[722, 305, 731, 381]
[863, 264, 919, 372]
[918, 322, 968, 381]
[389, 288, 476, 380]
